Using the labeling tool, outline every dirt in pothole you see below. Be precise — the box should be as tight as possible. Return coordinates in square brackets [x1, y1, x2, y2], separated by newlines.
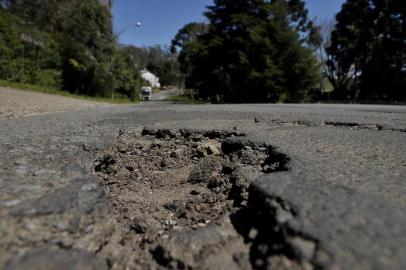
[93, 128, 288, 270]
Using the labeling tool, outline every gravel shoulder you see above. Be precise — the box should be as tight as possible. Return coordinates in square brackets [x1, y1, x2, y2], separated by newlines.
[0, 87, 112, 119]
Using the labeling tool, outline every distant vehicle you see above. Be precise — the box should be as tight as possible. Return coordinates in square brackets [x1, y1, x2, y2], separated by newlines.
[141, 87, 152, 101]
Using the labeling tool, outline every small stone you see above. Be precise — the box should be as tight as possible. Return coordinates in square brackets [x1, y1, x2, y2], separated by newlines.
[82, 144, 91, 152]
[248, 228, 258, 240]
[190, 134, 203, 142]
[161, 159, 171, 168]
[240, 150, 257, 165]
[164, 201, 183, 212]
[207, 144, 220, 155]
[197, 142, 221, 157]
[117, 145, 128, 153]
[188, 156, 222, 184]
[130, 217, 148, 234]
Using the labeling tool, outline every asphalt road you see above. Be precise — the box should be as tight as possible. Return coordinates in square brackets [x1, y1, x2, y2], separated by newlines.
[150, 88, 179, 101]
[1, 101, 405, 269]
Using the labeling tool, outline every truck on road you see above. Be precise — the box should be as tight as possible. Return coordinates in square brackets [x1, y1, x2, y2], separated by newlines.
[141, 87, 152, 101]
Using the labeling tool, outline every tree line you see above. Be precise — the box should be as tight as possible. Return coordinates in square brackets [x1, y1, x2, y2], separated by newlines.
[0, 0, 177, 100]
[1, 0, 404, 103]
[1, 0, 129, 98]
[172, 0, 405, 103]
[326, 0, 405, 101]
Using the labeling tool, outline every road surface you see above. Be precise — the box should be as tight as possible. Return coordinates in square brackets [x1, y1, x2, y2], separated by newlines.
[0, 92, 405, 269]
[150, 88, 179, 101]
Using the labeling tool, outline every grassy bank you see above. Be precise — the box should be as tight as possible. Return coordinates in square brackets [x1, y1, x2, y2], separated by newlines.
[168, 95, 205, 104]
[0, 80, 133, 104]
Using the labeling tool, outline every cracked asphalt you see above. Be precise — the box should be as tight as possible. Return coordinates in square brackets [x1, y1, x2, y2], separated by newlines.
[1, 99, 405, 269]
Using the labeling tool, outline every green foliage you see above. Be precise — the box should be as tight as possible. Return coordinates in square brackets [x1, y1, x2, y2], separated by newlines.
[0, 79, 132, 104]
[113, 48, 140, 101]
[168, 95, 201, 104]
[170, 23, 208, 54]
[174, 0, 320, 103]
[170, 23, 208, 89]
[56, 0, 114, 96]
[0, 8, 61, 86]
[36, 69, 61, 88]
[157, 59, 181, 87]
[0, 0, 139, 101]
[0, 9, 21, 80]
[327, 0, 406, 101]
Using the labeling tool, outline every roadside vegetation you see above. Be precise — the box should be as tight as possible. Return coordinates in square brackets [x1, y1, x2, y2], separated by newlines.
[0, 0, 184, 102]
[325, 0, 405, 102]
[171, 0, 405, 103]
[171, 1, 321, 103]
[168, 95, 203, 104]
[0, 79, 131, 104]
[0, 0, 404, 104]
[0, 0, 141, 102]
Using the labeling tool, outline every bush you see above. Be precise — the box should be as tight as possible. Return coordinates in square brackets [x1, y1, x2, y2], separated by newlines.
[37, 69, 61, 88]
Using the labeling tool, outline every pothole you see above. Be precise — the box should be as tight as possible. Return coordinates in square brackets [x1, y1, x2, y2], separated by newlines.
[323, 121, 383, 130]
[94, 128, 289, 269]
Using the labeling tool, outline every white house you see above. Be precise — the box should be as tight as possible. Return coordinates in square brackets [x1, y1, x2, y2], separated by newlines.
[141, 69, 161, 88]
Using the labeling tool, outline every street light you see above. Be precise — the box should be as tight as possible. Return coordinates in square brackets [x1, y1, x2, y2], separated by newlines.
[109, 22, 142, 99]
[115, 22, 142, 38]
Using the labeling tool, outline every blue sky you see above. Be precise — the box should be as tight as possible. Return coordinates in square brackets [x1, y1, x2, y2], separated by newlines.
[113, 0, 345, 47]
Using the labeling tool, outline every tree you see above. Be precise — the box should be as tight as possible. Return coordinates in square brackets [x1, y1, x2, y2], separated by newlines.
[57, 0, 114, 96]
[112, 48, 140, 101]
[327, 0, 406, 101]
[0, 0, 141, 100]
[178, 0, 320, 103]
[0, 7, 61, 86]
[0, 8, 23, 81]
[170, 22, 208, 54]
[310, 18, 335, 98]
[171, 23, 208, 89]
